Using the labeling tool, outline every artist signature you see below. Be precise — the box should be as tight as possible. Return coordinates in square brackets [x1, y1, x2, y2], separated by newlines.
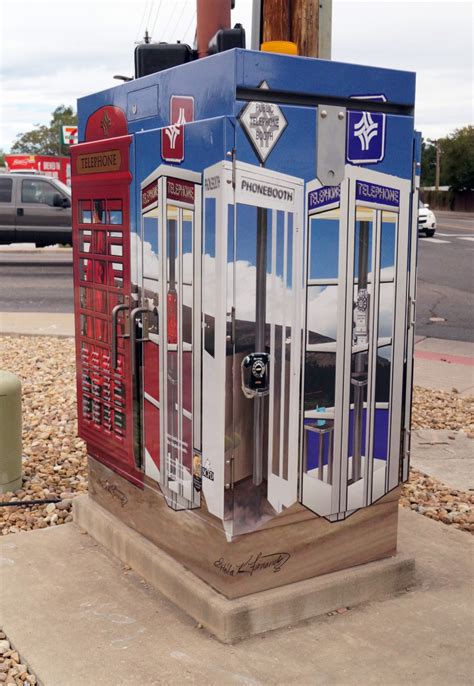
[98, 478, 128, 507]
[214, 552, 291, 577]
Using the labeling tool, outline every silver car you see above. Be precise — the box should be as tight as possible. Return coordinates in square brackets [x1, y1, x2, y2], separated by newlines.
[0, 172, 71, 246]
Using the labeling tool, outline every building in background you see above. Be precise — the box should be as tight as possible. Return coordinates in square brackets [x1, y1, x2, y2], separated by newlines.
[5, 154, 71, 186]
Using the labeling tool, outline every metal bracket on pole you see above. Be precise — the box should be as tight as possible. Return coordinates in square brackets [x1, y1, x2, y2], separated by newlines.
[318, 0, 333, 59]
[316, 105, 346, 186]
[251, 0, 263, 50]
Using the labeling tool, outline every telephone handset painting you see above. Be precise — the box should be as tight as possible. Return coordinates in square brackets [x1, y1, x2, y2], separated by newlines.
[241, 352, 270, 398]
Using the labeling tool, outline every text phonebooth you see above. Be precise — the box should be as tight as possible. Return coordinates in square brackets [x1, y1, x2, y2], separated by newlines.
[71, 134, 142, 487]
[138, 166, 202, 511]
[301, 167, 411, 520]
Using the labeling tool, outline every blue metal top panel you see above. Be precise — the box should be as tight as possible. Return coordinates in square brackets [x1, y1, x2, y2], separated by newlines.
[77, 49, 415, 141]
[237, 50, 415, 106]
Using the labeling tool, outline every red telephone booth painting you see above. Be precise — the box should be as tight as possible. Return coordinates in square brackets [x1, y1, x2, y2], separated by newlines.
[71, 108, 142, 487]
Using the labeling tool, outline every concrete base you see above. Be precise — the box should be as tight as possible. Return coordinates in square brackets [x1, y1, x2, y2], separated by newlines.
[74, 494, 415, 643]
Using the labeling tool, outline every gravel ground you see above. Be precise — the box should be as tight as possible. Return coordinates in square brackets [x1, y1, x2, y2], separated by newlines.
[0, 632, 37, 685]
[0, 335, 473, 536]
[0, 336, 87, 535]
[411, 386, 474, 435]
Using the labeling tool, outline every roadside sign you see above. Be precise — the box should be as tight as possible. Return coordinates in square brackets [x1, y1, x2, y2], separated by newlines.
[239, 81, 288, 164]
[62, 126, 78, 146]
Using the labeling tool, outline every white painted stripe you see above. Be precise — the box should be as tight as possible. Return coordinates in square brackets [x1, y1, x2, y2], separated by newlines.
[437, 233, 474, 238]
[422, 237, 450, 244]
[456, 236, 474, 242]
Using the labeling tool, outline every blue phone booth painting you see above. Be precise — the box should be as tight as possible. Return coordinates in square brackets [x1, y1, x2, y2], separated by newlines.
[73, 50, 417, 539]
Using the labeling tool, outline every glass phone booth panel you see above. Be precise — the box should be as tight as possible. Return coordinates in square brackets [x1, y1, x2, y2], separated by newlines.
[301, 168, 410, 520]
[139, 167, 202, 511]
[227, 162, 304, 537]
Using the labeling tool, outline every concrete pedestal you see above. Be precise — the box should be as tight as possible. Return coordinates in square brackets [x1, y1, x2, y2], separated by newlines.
[73, 495, 416, 643]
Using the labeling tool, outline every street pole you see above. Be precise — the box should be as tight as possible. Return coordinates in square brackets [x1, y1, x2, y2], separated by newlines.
[435, 141, 440, 191]
[196, 0, 231, 58]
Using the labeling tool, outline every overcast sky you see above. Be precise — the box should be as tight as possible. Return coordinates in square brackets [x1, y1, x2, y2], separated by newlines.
[0, 0, 472, 151]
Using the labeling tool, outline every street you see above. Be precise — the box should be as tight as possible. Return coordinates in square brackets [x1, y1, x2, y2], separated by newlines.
[0, 250, 73, 314]
[416, 210, 474, 342]
[0, 209, 472, 339]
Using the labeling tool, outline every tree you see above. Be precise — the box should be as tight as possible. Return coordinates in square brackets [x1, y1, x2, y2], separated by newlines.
[421, 140, 436, 187]
[440, 126, 474, 192]
[421, 126, 474, 191]
[11, 105, 77, 157]
[0, 149, 5, 167]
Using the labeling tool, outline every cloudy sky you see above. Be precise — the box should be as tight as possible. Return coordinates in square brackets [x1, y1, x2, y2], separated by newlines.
[0, 0, 472, 151]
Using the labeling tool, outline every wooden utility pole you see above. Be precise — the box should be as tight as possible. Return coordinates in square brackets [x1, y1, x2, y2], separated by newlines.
[435, 141, 441, 191]
[260, 0, 320, 57]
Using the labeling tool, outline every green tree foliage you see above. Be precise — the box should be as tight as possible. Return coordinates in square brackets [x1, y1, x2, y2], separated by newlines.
[440, 126, 474, 192]
[421, 140, 436, 187]
[421, 126, 474, 191]
[11, 105, 77, 157]
[0, 149, 5, 167]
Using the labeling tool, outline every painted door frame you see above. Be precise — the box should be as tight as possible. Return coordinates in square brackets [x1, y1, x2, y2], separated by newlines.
[139, 164, 202, 510]
[231, 161, 305, 513]
[300, 164, 411, 520]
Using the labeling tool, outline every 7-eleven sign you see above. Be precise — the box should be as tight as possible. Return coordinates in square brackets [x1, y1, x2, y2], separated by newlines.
[62, 126, 78, 146]
[161, 96, 194, 163]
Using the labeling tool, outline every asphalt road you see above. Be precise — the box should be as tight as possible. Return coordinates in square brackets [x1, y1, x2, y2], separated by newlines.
[0, 209, 473, 340]
[0, 250, 74, 313]
[416, 210, 474, 342]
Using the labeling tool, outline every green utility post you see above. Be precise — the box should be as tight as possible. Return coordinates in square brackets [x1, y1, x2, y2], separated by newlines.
[0, 371, 22, 494]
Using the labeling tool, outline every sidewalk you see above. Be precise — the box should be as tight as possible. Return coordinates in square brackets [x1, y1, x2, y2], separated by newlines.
[414, 335, 474, 396]
[0, 312, 74, 337]
[1, 507, 472, 685]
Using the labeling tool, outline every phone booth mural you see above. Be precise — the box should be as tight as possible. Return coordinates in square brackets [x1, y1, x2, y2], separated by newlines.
[72, 50, 419, 594]
[301, 167, 410, 520]
[138, 166, 202, 510]
[71, 107, 143, 487]
[201, 160, 304, 537]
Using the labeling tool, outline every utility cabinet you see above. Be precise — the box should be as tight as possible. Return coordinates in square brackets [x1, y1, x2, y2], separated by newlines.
[71, 49, 419, 597]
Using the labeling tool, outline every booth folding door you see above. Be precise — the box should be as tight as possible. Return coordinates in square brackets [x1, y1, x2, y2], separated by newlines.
[301, 165, 411, 520]
[202, 159, 304, 537]
[139, 165, 202, 510]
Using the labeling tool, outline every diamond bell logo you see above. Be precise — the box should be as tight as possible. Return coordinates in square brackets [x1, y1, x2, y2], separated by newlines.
[347, 95, 386, 165]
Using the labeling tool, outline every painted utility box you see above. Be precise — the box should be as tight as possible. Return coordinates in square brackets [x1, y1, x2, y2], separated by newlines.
[71, 50, 419, 597]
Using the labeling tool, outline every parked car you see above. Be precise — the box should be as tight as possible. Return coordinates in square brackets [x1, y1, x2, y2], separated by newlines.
[0, 173, 71, 246]
[418, 200, 436, 237]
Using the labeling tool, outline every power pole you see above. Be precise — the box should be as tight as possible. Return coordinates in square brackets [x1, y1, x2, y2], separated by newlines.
[256, 0, 325, 58]
[196, 0, 231, 58]
[435, 141, 441, 191]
